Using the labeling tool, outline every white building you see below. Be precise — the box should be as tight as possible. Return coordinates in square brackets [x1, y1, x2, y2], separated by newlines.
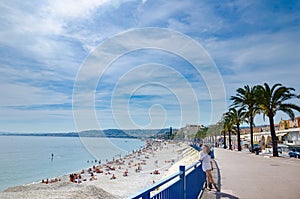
[241, 128, 300, 147]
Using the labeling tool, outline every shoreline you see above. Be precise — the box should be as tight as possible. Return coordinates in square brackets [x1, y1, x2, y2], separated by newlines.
[0, 141, 199, 199]
[0, 136, 145, 192]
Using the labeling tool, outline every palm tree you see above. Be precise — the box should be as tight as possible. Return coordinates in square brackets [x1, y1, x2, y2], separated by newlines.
[256, 83, 300, 157]
[223, 113, 234, 150]
[228, 107, 246, 151]
[230, 85, 259, 153]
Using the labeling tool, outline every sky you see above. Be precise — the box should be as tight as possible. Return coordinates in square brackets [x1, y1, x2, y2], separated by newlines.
[0, 0, 300, 133]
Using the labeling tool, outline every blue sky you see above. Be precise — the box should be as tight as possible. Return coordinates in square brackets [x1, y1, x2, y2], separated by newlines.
[0, 0, 300, 132]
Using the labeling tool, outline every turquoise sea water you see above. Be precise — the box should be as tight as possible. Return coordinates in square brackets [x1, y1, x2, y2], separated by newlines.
[0, 136, 145, 191]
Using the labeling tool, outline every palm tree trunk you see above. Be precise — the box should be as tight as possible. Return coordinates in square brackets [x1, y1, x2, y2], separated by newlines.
[237, 123, 241, 151]
[269, 116, 278, 157]
[250, 114, 254, 153]
[223, 132, 227, 149]
[228, 130, 232, 150]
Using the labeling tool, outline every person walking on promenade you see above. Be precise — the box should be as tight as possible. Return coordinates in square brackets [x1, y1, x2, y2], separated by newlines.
[200, 145, 219, 192]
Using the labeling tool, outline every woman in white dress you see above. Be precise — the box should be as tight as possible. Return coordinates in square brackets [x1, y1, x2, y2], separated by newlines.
[199, 145, 219, 191]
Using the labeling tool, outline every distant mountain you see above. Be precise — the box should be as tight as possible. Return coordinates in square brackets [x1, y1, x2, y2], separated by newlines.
[123, 128, 173, 137]
[79, 129, 136, 138]
[0, 128, 174, 138]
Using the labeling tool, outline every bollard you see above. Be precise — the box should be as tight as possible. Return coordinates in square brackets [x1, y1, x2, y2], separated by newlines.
[179, 166, 186, 199]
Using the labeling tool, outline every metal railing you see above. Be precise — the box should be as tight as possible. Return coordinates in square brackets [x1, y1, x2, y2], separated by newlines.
[128, 161, 206, 199]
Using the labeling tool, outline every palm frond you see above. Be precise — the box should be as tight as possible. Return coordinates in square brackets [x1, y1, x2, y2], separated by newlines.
[256, 83, 300, 119]
[279, 108, 295, 120]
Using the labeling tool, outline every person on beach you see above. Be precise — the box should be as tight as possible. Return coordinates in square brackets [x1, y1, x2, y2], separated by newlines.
[123, 169, 128, 177]
[90, 172, 97, 181]
[110, 174, 116, 180]
[200, 145, 219, 192]
[69, 174, 75, 182]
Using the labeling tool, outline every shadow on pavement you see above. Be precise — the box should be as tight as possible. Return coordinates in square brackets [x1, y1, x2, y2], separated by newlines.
[200, 158, 240, 199]
[214, 159, 222, 199]
[214, 159, 239, 199]
[216, 192, 239, 199]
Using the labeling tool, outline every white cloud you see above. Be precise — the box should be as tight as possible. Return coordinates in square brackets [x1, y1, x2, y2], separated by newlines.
[0, 107, 75, 132]
[109, 64, 199, 128]
[204, 30, 300, 89]
[1, 0, 299, 131]
[42, 0, 109, 19]
[0, 83, 69, 106]
[203, 30, 300, 125]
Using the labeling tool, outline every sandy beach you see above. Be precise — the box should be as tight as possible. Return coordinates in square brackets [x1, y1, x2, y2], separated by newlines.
[0, 141, 199, 199]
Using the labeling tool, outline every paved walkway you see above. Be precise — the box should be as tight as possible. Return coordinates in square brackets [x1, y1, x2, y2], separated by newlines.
[212, 148, 300, 199]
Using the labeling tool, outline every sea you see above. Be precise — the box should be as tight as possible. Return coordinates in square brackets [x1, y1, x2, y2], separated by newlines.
[0, 136, 145, 191]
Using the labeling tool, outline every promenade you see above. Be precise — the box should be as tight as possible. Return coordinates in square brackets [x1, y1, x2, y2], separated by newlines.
[212, 148, 300, 199]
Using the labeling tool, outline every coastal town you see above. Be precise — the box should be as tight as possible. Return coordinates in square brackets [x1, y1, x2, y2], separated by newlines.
[173, 117, 300, 157]
[209, 116, 300, 155]
[1, 1, 300, 199]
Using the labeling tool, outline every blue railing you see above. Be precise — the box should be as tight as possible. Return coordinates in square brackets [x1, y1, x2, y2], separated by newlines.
[128, 161, 206, 199]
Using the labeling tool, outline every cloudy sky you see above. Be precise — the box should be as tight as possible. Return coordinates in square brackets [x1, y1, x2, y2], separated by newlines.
[1, 0, 300, 132]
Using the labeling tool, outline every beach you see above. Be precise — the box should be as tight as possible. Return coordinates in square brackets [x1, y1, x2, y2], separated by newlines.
[0, 141, 199, 199]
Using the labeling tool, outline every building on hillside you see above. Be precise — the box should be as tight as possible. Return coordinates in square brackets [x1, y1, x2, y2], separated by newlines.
[279, 117, 300, 130]
[240, 127, 261, 134]
[280, 120, 290, 130]
[175, 124, 205, 140]
[258, 124, 280, 132]
[274, 124, 280, 131]
[289, 116, 300, 128]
